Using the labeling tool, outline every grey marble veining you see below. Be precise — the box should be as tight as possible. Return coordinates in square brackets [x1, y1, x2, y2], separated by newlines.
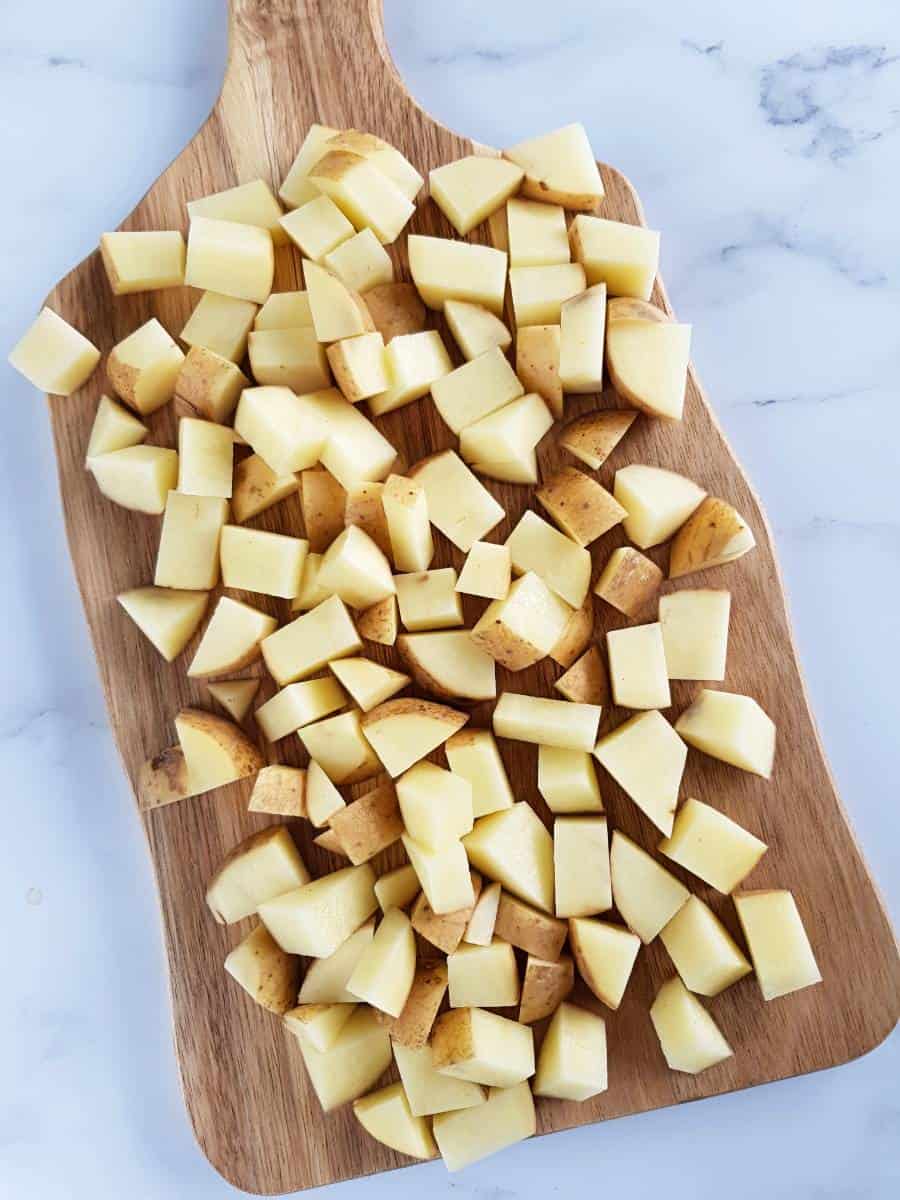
[1, 1, 897, 1197]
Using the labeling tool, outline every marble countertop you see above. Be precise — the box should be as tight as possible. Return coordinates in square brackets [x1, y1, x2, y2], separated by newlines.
[1, 0, 897, 1196]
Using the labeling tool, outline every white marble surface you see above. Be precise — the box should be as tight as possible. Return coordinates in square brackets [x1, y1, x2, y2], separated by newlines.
[1, 0, 898, 1196]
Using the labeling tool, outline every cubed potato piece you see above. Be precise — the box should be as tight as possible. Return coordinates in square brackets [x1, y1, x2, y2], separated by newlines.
[398, 631, 497, 704]
[560, 408, 637, 470]
[234, 386, 328, 476]
[505, 510, 591, 609]
[650, 976, 733, 1074]
[329, 657, 408, 712]
[660, 895, 751, 996]
[100, 230, 185, 294]
[353, 1082, 437, 1160]
[248, 765, 306, 817]
[323, 227, 393, 294]
[296, 1006, 392, 1112]
[494, 693, 601, 753]
[326, 332, 388, 402]
[375, 959, 447, 1050]
[659, 589, 731, 683]
[407, 235, 508, 314]
[225, 923, 299, 1014]
[298, 467, 345, 553]
[593, 710, 686, 836]
[463, 802, 554, 914]
[362, 698, 468, 778]
[734, 889, 822, 1001]
[554, 817, 611, 917]
[279, 123, 339, 208]
[515, 324, 562, 417]
[519, 954, 574, 1024]
[284, 1003, 356, 1053]
[464, 880, 502, 946]
[538, 746, 603, 813]
[108, 318, 185, 415]
[559, 283, 607, 394]
[456, 542, 510, 601]
[398, 761, 473, 849]
[181, 291, 258, 362]
[461, 392, 554, 485]
[117, 586, 207, 662]
[174, 346, 247, 424]
[569, 215, 660, 299]
[356, 594, 398, 646]
[432, 346, 524, 435]
[507, 197, 569, 267]
[188, 595, 276, 677]
[448, 939, 520, 1009]
[610, 830, 689, 943]
[279, 194, 354, 260]
[607, 622, 671, 710]
[232, 454, 299, 524]
[254, 291, 313, 331]
[594, 546, 662, 617]
[303, 258, 375, 342]
[187, 178, 286, 245]
[344, 478, 392, 556]
[346, 906, 416, 1016]
[185, 216, 274, 303]
[432, 1007, 534, 1088]
[247, 328, 331, 392]
[324, 129, 423, 202]
[381, 474, 432, 572]
[537, 466, 627, 546]
[310, 150, 415, 243]
[255, 677, 347, 741]
[301, 759, 344, 828]
[296, 917, 374, 1003]
[306, 388, 398, 489]
[675, 689, 776, 778]
[554, 645, 607, 706]
[446, 730, 514, 819]
[155, 493, 228, 590]
[206, 825, 309, 924]
[176, 418, 233, 498]
[445, 300, 511, 362]
[510, 263, 586, 327]
[317, 525, 395, 610]
[660, 797, 766, 893]
[262, 595, 361, 685]
[9, 307, 100, 395]
[606, 305, 691, 421]
[329, 780, 403, 863]
[409, 450, 504, 551]
[137, 745, 191, 811]
[614, 464, 707, 550]
[669, 496, 756, 579]
[404, 838, 476, 918]
[534, 1002, 607, 1102]
[207, 678, 259, 723]
[219, 525, 308, 599]
[175, 706, 264, 795]
[569, 917, 640, 1010]
[90, 446, 179, 514]
[259, 863, 376, 956]
[395, 568, 463, 632]
[374, 864, 420, 913]
[549, 596, 594, 669]
[504, 123, 604, 212]
[299, 709, 382, 785]
[393, 1043, 486, 1119]
[434, 1081, 534, 1172]
[368, 329, 454, 416]
[472, 573, 572, 671]
[364, 282, 426, 342]
[494, 892, 567, 960]
[85, 394, 146, 460]
[429, 155, 523, 236]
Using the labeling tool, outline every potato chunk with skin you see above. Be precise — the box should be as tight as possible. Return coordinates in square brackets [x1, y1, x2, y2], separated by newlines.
[234, 386, 328, 476]
[279, 123, 339, 208]
[614, 463, 706, 550]
[375, 961, 449, 1055]
[432, 346, 524, 435]
[259, 863, 377, 957]
[554, 645, 607, 706]
[445, 299, 511, 361]
[494, 892, 567, 961]
[411, 876, 484, 956]
[569, 215, 660, 299]
[188, 595, 276, 677]
[255, 677, 347, 742]
[364, 282, 425, 342]
[207, 678, 259, 723]
[310, 150, 415, 244]
[676, 689, 776, 778]
[445, 729, 514, 819]
[353, 1082, 437, 1160]
[472, 572, 572, 672]
[382, 474, 433, 573]
[108, 318, 185, 415]
[407, 235, 508, 315]
[456, 541, 510, 600]
[329, 780, 404, 864]
[519, 954, 575, 1024]
[569, 917, 640, 1010]
[393, 1043, 485, 1119]
[432, 1007, 534, 1088]
[660, 797, 767, 893]
[361, 698, 468, 778]
[669, 496, 756, 579]
[515, 324, 562, 417]
[155, 493, 229, 590]
[448, 939, 520, 1009]
[329, 657, 408, 712]
[284, 1003, 356, 1053]
[206, 826, 309, 923]
[398, 760, 473, 849]
[510, 263, 586, 327]
[610, 831, 689, 943]
[549, 596, 594, 669]
[560, 283, 607, 393]
[279, 194, 354, 260]
[538, 746, 603, 813]
[175, 707, 264, 795]
[262, 594, 362, 686]
[461, 391, 554, 485]
[409, 450, 504, 552]
[537, 466, 627, 546]
[429, 155, 524, 236]
[595, 546, 663, 617]
[356, 594, 397, 646]
[232, 454, 299, 525]
[177, 418, 233, 498]
[299, 467, 346, 553]
[368, 329, 453, 416]
[225, 923, 299, 1015]
[534, 1002, 608, 1102]
[433, 1081, 534, 1172]
[504, 123, 604, 212]
[395, 568, 463, 632]
[86, 394, 146, 460]
[607, 310, 692, 421]
[507, 197, 570, 267]
[463, 802, 555, 914]
[100, 230, 185, 294]
[318, 525, 395, 610]
[9, 307, 100, 395]
[175, 345, 247, 424]
[90, 446, 179, 515]
[346, 906, 416, 1017]
[593, 710, 686, 836]
[660, 895, 752, 996]
[299, 709, 382, 786]
[118, 586, 208, 662]
[398, 631, 497, 704]
[554, 816, 611, 917]
[404, 838, 475, 918]
[181, 291, 257, 362]
[561, 408, 637, 470]
[734, 889, 822, 1001]
[247, 328, 331, 393]
[607, 622, 672, 710]
[248, 765, 306, 817]
[494, 693, 601, 753]
[650, 976, 733, 1074]
[464, 880, 502, 946]
[660, 589, 731, 681]
[185, 216, 274, 303]
[296, 1006, 392, 1112]
[326, 332, 388, 402]
[505, 510, 592, 609]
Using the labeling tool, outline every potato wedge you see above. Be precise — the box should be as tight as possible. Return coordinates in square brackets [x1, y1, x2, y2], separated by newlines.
[361, 698, 468, 778]
[560, 408, 637, 470]
[398, 631, 496, 703]
[224, 923, 299, 1014]
[356, 594, 398, 646]
[650, 976, 733, 1074]
[410, 871, 482, 950]
[175, 707, 264, 795]
[433, 1082, 534, 1172]
[519, 954, 575, 1024]
[248, 765, 307, 817]
[594, 546, 663, 618]
[259, 863, 377, 957]
[554, 645, 607, 706]
[206, 825, 309, 924]
[363, 282, 426, 342]
[668, 496, 756, 579]
[328, 780, 403, 864]
[569, 917, 641, 1010]
[353, 1082, 437, 1160]
[374, 959, 447, 1049]
[463, 802, 554, 914]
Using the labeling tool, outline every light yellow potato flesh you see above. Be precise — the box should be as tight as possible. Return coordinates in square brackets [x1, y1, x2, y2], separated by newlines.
[431, 346, 524, 435]
[303, 257, 375, 341]
[360, 698, 468, 779]
[187, 179, 286, 245]
[323, 227, 393, 293]
[493, 692, 601, 752]
[409, 450, 504, 552]
[463, 880, 502, 946]
[305, 758, 346, 827]
[175, 707, 264, 795]
[207, 678, 259, 724]
[593, 710, 687, 837]
[395, 568, 463, 632]
[607, 317, 691, 420]
[381, 474, 433, 573]
[444, 299, 511, 361]
[650, 976, 733, 1074]
[284, 1002, 356, 1053]
[323, 130, 424, 202]
[100, 230, 186, 294]
[472, 572, 572, 672]
[188, 596, 277, 677]
[537, 746, 603, 813]
[297, 918, 375, 1003]
[606, 621, 672, 710]
[353, 1082, 437, 1160]
[429, 155, 523, 235]
[445, 729, 514, 819]
[296, 1006, 392, 1112]
[154, 493, 229, 591]
[509, 263, 586, 326]
[117, 586, 208, 662]
[206, 825, 309, 924]
[507, 197, 570, 267]
[554, 816, 611, 918]
[463, 801, 554, 914]
[374, 864, 419, 913]
[660, 895, 752, 996]
[279, 123, 339, 208]
[568, 214, 660, 299]
[403, 834, 474, 916]
[279, 194, 354, 260]
[432, 1007, 534, 1088]
[310, 149, 415, 244]
[398, 630, 497, 704]
[369, 330, 453, 416]
[734, 889, 822, 1001]
[675, 689, 776, 778]
[610, 830, 689, 943]
[659, 589, 731, 681]
[346, 906, 416, 1017]
[393, 1043, 486, 1119]
[407, 234, 508, 314]
[298, 709, 382, 785]
[9, 306, 100, 395]
[254, 676, 347, 742]
[503, 122, 604, 212]
[85, 394, 147, 460]
[185, 216, 274, 303]
[460, 392, 554, 484]
[219, 525, 308, 599]
[559, 283, 607, 393]
[90, 445, 179, 514]
[247, 328, 331, 392]
[505, 510, 591, 609]
[224, 923, 299, 1015]
[254, 290, 313, 330]
[262, 594, 361, 686]
[448, 939, 520, 1009]
[306, 388, 398, 490]
[107, 317, 185, 415]
[259, 863, 377, 956]
[232, 454, 299, 524]
[569, 917, 641, 1010]
[659, 797, 767, 893]
[433, 1081, 535, 1172]
[328, 656, 408, 712]
[613, 463, 707, 550]
[397, 761, 473, 849]
[455, 541, 511, 600]
[249, 765, 306, 818]
[534, 1001, 608, 1101]
[317, 525, 395, 610]
[181, 291, 258, 362]
[234, 385, 328, 476]
[326, 331, 388, 402]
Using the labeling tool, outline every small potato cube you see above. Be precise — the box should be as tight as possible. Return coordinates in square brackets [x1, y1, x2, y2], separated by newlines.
[304, 258, 375, 342]
[593, 710, 686, 836]
[519, 955, 574, 1024]
[431, 346, 524, 435]
[554, 645, 608, 706]
[100, 230, 185, 294]
[733, 889, 822, 1001]
[503, 123, 604, 212]
[299, 709, 382, 785]
[463, 802, 555, 914]
[306, 388, 398, 489]
[515, 324, 562, 418]
[669, 495, 756, 579]
[660, 589, 731, 681]
[432, 1007, 534, 1088]
[675, 689, 776, 778]
[361, 698, 468, 779]
[429, 155, 524, 236]
[374, 959, 448, 1052]
[407, 234, 508, 315]
[507, 198, 570, 267]
[85, 394, 146, 460]
[559, 283, 606, 393]
[494, 892, 567, 960]
[510, 263, 586, 327]
[493, 693, 601, 753]
[108, 318, 185, 415]
[234, 385, 328, 475]
[456, 541, 510, 600]
[364, 282, 426, 342]
[445, 300, 511, 361]
[610, 831, 689, 944]
[506, 510, 591, 609]
[356, 594, 397, 645]
[554, 816, 611, 917]
[397, 761, 473, 849]
[448, 940, 520, 1009]
[650, 976, 733, 1074]
[323, 227, 393, 293]
[220, 525, 308, 598]
[155, 493, 228, 589]
[327, 332, 388, 402]
[607, 622, 671, 710]
[569, 215, 660, 299]
[549, 595, 594, 669]
[368, 329, 453, 416]
[374, 864, 419, 914]
[319, 525, 395, 610]
[306, 759, 346, 826]
[538, 746, 603, 813]
[232, 454, 299, 525]
[9, 307, 100, 396]
[310, 149, 415, 244]
[614, 463, 706, 549]
[224, 924, 299, 1015]
[464, 880, 502, 946]
[382, 474, 433, 573]
[279, 122, 339, 208]
[329, 657, 409, 712]
[594, 546, 662, 617]
[177, 418, 233, 498]
[118, 586, 207, 662]
[660, 895, 751, 996]
[247, 328, 330, 392]
[296, 916, 374, 1002]
[259, 863, 377, 958]
[394, 1043, 485, 1119]
[175, 706, 264, 795]
[560, 408, 637, 470]
[279, 194, 354, 260]
[411, 874, 482, 955]
[569, 917, 640, 1010]
[460, 392, 554, 485]
[445, 729, 514, 819]
[187, 596, 276, 677]
[180, 290, 257, 362]
[471, 572, 571, 671]
[255, 677, 347, 742]
[395, 568, 462, 632]
[175, 345, 247, 424]
[534, 1002, 607, 1102]
[403, 835, 475, 916]
[284, 1003, 355, 1053]
[207, 679, 259, 723]
[433, 1082, 534, 1172]
[537, 466, 627, 546]
[409, 450, 504, 551]
[660, 797, 767, 893]
[248, 765, 306, 817]
[344, 480, 392, 558]
[187, 178, 286, 245]
[606, 302, 691, 420]
[90, 446, 178, 514]
[254, 291, 313, 330]
[185, 216, 274, 303]
[299, 467, 346, 553]
[324, 130, 423, 202]
[294, 1006, 392, 1112]
[330, 781, 404, 866]
[261, 594, 362, 686]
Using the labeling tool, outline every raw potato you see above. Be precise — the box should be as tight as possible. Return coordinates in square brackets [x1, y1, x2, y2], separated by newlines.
[248, 765, 307, 817]
[305, 388, 398, 489]
[175, 345, 248, 424]
[295, 1006, 392, 1112]
[364, 282, 426, 342]
[247, 328, 331, 392]
[515, 324, 562, 417]
[261, 595, 362, 686]
[89, 446, 178, 514]
[431, 346, 524, 435]
[594, 711, 687, 837]
[279, 194, 354, 260]
[369, 330, 453, 416]
[342, 479, 393, 555]
[503, 123, 604, 212]
[310, 150, 415, 244]
[306, 759, 346, 827]
[569, 917, 641, 1010]
[560, 408, 637, 470]
[675, 689, 776, 778]
[409, 450, 505, 552]
[284, 1003, 356, 1053]
[234, 385, 328, 476]
[463, 802, 555, 914]
[357, 595, 398, 646]
[433, 1081, 534, 1172]
[259, 863, 377, 957]
[507, 197, 570, 267]
[555, 816, 611, 917]
[324, 129, 424, 202]
[660, 895, 752, 996]
[505, 510, 592, 608]
[382, 474, 434, 573]
[329, 657, 409, 712]
[407, 234, 508, 314]
[85, 394, 146, 460]
[208, 678, 259, 723]
[510, 263, 586, 327]
[254, 291, 313, 330]
[398, 631, 497, 703]
[610, 831, 689, 944]
[108, 318, 185, 415]
[461, 391, 554, 485]
[353, 1082, 437, 1160]
[9, 307, 100, 395]
[549, 596, 594, 669]
[397, 761, 473, 849]
[464, 880, 502, 946]
[445, 300, 511, 361]
[538, 746, 603, 813]
[323, 227, 393, 293]
[445, 729, 514, 818]
[100, 230, 186, 294]
[456, 541, 511, 600]
[346, 906, 416, 1016]
[181, 291, 258, 362]
[614, 464, 706, 550]
[361, 698, 468, 778]
[175, 707, 264, 795]
[318, 525, 395, 610]
[220, 525, 308, 599]
[537, 466, 627, 546]
[185, 216, 274, 303]
[733, 889, 822, 1001]
[137, 745, 191, 810]
[375, 958, 447, 1049]
[494, 892, 568, 961]
[187, 178, 286, 245]
[232, 454, 299, 525]
[279, 123, 339, 208]
[554, 645, 607, 706]
[304, 258, 375, 342]
[395, 568, 463, 632]
[188, 596, 277, 678]
[327, 332, 388, 402]
[606, 622, 672, 709]
[493, 692, 601, 752]
[410, 868, 480, 944]
[117, 586, 208, 662]
[660, 797, 767, 893]
[431, 1007, 534, 1088]
[298, 709, 382, 785]
[650, 976, 733, 1074]
[374, 864, 420, 914]
[472, 572, 572, 671]
[668, 496, 756, 579]
[559, 283, 607, 392]
[297, 918, 375, 1003]
[300, 468, 346, 553]
[254, 677, 347, 742]
[519, 954, 575, 1024]
[328, 780, 404, 864]
[224, 923, 299, 1015]
[594, 546, 663, 618]
[568, 214, 660, 299]
[393, 1043, 485, 1119]
[206, 825, 309, 924]
[429, 155, 524, 235]
[534, 1002, 608, 1102]
[448, 939, 520, 1009]
[314, 828, 347, 857]
[606, 299, 691, 420]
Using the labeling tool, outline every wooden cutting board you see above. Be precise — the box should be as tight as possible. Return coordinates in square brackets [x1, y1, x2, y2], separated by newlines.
[42, 0, 898, 1193]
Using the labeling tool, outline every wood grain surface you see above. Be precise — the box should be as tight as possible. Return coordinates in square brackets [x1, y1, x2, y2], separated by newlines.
[42, 0, 898, 1193]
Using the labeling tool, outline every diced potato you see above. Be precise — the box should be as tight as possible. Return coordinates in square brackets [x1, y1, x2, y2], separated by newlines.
[188, 595, 276, 677]
[411, 874, 482, 956]
[549, 596, 594, 669]
[326, 332, 388, 402]
[519, 954, 574, 1024]
[180, 291, 258, 362]
[494, 892, 567, 960]
[259, 863, 376, 956]
[328, 657, 408, 713]
[284, 1003, 356, 1053]
[434, 1081, 534, 1172]
[303, 258, 375, 342]
[569, 215, 660, 299]
[610, 831, 689, 943]
[175, 345, 247, 424]
[234, 385, 328, 476]
[108, 318, 185, 415]
[324, 129, 423, 201]
[279, 194, 354, 260]
[397, 631, 496, 704]
[299, 709, 382, 785]
[100, 230, 185, 294]
[464, 880, 502, 946]
[225, 923, 299, 1015]
[255, 677, 347, 741]
[594, 546, 662, 617]
[344, 478, 392, 559]
[538, 746, 603, 813]
[279, 123, 339, 208]
[404, 837, 475, 917]
[407, 235, 508, 314]
[368, 329, 453, 416]
[560, 408, 637, 471]
[185, 216, 274, 303]
[568, 917, 640, 1010]
[607, 622, 671, 710]
[353, 1082, 437, 1160]
[207, 678, 259, 723]
[448, 939, 520, 1009]
[298, 467, 345, 553]
[494, 693, 601, 752]
[432, 346, 524, 435]
[659, 589, 731, 683]
[614, 464, 706, 549]
[445, 729, 514, 819]
[461, 391, 554, 485]
[232, 454, 299, 524]
[669, 496, 756, 579]
[537, 466, 627, 546]
[373, 958, 446, 1044]
[248, 765, 306, 817]
[463, 802, 554, 913]
[85, 394, 146, 461]
[374, 864, 419, 913]
[262, 595, 361, 686]
[155, 493, 228, 590]
[356, 594, 397, 647]
[675, 689, 776, 778]
[313, 827, 347, 857]
[606, 302, 691, 421]
[393, 1043, 485, 1119]
[661, 895, 751, 996]
[455, 542, 510, 601]
[297, 917, 374, 1003]
[398, 761, 473, 849]
[318, 525, 395, 610]
[323, 227, 393, 294]
[364, 282, 426, 342]
[503, 123, 604, 212]
[346, 907, 416, 1017]
[593, 711, 686, 836]
[219, 525, 307, 599]
[247, 328, 330, 392]
[554, 644, 606, 706]
[510, 263, 586, 327]
[505, 510, 591, 609]
[362, 698, 468, 778]
[559, 283, 607, 394]
[206, 824, 309, 924]
[137, 745, 191, 810]
[472, 573, 572, 672]
[429, 155, 523, 236]
[506, 197, 569, 267]
[329, 781, 403, 864]
[650, 976, 733, 1074]
[9, 307, 100, 395]
[733, 889, 822, 1001]
[409, 450, 504, 551]
[117, 586, 207, 662]
[90, 446, 179, 514]
[661, 797, 766, 894]
[295, 1006, 392, 1112]
[445, 299, 511, 361]
[310, 150, 415, 244]
[432, 1007, 534, 1088]
[534, 1002, 607, 1102]
[395, 568, 463, 632]
[176, 418, 233, 498]
[187, 179, 286, 245]
[306, 388, 398, 490]
[554, 817, 611, 917]
[175, 706, 264, 795]
[379, 474, 432, 574]
[300, 760, 343, 829]
[515, 324, 562, 417]
[254, 291, 313, 331]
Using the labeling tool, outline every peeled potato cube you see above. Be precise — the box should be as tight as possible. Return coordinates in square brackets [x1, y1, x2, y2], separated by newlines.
[537, 466, 627, 546]
[659, 589, 731, 681]
[569, 215, 660, 299]
[374, 864, 419, 913]
[9, 306, 100, 395]
[254, 291, 313, 331]
[381, 474, 433, 573]
[554, 816, 611, 917]
[660, 895, 752, 996]
[534, 1001, 607, 1102]
[507, 197, 569, 267]
[259, 863, 376, 957]
[279, 194, 354, 260]
[232, 454, 299, 524]
[318, 525, 395, 609]
[409, 450, 504, 551]
[504, 123, 604, 212]
[279, 123, 338, 208]
[460, 392, 554, 486]
[175, 706, 264, 795]
[505, 510, 591, 609]
[188, 178, 286, 244]
[328, 655, 407, 714]
[593, 710, 687, 836]
[515, 324, 562, 417]
[248, 764, 306, 817]
[118, 586, 207, 661]
[464, 881, 502, 946]
[310, 150, 414, 243]
[234, 385, 328, 476]
[615, 463, 707, 550]
[650, 976, 733, 1074]
[434, 1081, 534, 1172]
[448, 939, 520, 1009]
[560, 408, 637, 470]
[247, 328, 330, 392]
[261, 594, 361, 686]
[306, 388, 398, 489]
[175, 345, 248, 424]
[290, 553, 329, 612]
[607, 622, 671, 710]
[428, 155, 522, 235]
[305, 759, 346, 828]
[365, 282, 426, 342]
[368, 329, 453, 416]
[108, 318, 185, 415]
[323, 227, 393, 293]
[344, 480, 392, 558]
[660, 797, 767, 893]
[445, 729, 513, 819]
[607, 307, 691, 420]
[284, 1002, 356, 1053]
[463, 801, 554, 914]
[185, 216, 274, 303]
[538, 746, 603, 813]
[303, 258, 374, 342]
[403, 836, 475, 916]
[549, 598, 594, 669]
[299, 709, 382, 785]
[394, 1043, 485, 1119]
[90, 445, 178, 514]
[594, 545, 662, 618]
[407, 234, 508, 315]
[455, 541, 510, 600]
[346, 906, 416, 1017]
[432, 346, 524, 435]
[207, 678, 259, 723]
[554, 645, 607, 706]
[224, 923, 299, 1015]
[206, 826, 309, 924]
[220, 525, 308, 599]
[155, 493, 229, 590]
[568, 917, 640, 1010]
[494, 693, 601, 753]
[100, 230, 185, 294]
[445, 299, 511, 361]
[353, 1082, 436, 1160]
[177, 417, 233, 498]
[395, 568, 462, 632]
[510, 263, 586, 326]
[669, 496, 756, 579]
[398, 761, 473, 850]
[326, 331, 387, 402]
[296, 1006, 392, 1112]
[297, 918, 374, 1003]
[255, 677, 347, 742]
[559, 283, 607, 393]
[188, 595, 276, 677]
[85, 394, 146, 460]
[610, 831, 689, 944]
[734, 889, 822, 1001]
[361, 698, 468, 778]
[432, 1007, 534, 1088]
[180, 290, 258, 362]
[325, 129, 423, 201]
[472, 572, 571, 671]
[675, 689, 776, 778]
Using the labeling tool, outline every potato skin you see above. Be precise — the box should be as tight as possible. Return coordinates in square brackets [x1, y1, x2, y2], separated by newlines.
[138, 745, 191, 810]
[226, 923, 300, 1015]
[668, 497, 755, 579]
[356, 595, 397, 646]
[554, 645, 608, 706]
[374, 959, 448, 1048]
[607, 297, 668, 326]
[176, 706, 265, 776]
[430, 1008, 477, 1071]
[328, 781, 403, 864]
[494, 893, 568, 961]
[549, 597, 594, 668]
[411, 873, 482, 954]
[519, 954, 575, 1024]
[363, 283, 426, 342]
